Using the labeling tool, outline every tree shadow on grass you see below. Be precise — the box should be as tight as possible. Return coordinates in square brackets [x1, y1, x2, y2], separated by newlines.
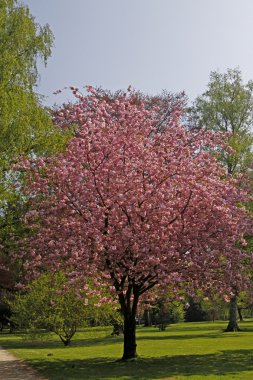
[1, 328, 250, 351]
[0, 333, 226, 351]
[0, 334, 123, 350]
[25, 349, 253, 380]
[136, 331, 246, 341]
[161, 320, 253, 332]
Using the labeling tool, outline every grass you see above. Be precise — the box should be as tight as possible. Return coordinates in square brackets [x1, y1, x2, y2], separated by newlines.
[1, 321, 253, 379]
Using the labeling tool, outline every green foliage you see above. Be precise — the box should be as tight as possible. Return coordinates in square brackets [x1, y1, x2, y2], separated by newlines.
[200, 295, 229, 321]
[0, 1, 71, 297]
[0, 0, 69, 167]
[90, 304, 123, 335]
[169, 302, 185, 323]
[0, 197, 28, 257]
[9, 272, 122, 344]
[0, 0, 70, 203]
[236, 291, 253, 320]
[190, 68, 253, 174]
[151, 298, 184, 330]
[9, 272, 89, 345]
[245, 201, 253, 252]
[184, 298, 207, 322]
[141, 296, 184, 330]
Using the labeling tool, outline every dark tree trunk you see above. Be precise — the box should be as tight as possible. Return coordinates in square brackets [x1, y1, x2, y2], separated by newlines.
[144, 309, 152, 326]
[238, 307, 243, 322]
[225, 295, 241, 332]
[60, 336, 71, 346]
[118, 281, 139, 360]
[107, 263, 157, 361]
[122, 313, 137, 360]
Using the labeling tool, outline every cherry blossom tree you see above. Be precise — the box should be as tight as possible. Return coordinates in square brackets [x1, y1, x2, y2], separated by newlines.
[19, 87, 250, 360]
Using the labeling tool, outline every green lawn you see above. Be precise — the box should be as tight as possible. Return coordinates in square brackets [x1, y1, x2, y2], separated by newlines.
[1, 321, 253, 379]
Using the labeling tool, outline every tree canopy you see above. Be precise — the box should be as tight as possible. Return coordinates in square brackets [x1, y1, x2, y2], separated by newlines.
[189, 68, 253, 174]
[18, 87, 250, 359]
[0, 0, 69, 299]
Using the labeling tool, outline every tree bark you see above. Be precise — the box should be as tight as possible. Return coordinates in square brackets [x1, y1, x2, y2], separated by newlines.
[224, 295, 241, 332]
[59, 335, 71, 346]
[122, 313, 137, 360]
[144, 309, 152, 326]
[238, 307, 243, 322]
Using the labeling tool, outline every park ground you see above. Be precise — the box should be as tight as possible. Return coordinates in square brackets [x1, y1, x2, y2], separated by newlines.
[1, 321, 253, 379]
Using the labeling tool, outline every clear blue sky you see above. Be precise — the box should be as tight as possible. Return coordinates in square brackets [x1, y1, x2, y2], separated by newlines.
[24, 0, 253, 106]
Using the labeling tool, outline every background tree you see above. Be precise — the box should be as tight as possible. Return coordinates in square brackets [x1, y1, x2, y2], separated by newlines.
[10, 272, 90, 345]
[18, 87, 250, 360]
[0, 0, 72, 199]
[10, 271, 122, 344]
[0, 0, 70, 323]
[189, 68, 253, 332]
[189, 68, 253, 174]
[184, 298, 207, 323]
[150, 296, 184, 330]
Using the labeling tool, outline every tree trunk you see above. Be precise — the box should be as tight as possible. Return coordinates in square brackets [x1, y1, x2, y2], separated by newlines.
[238, 307, 243, 322]
[59, 335, 71, 346]
[144, 309, 152, 326]
[63, 339, 71, 346]
[122, 313, 137, 360]
[224, 295, 241, 332]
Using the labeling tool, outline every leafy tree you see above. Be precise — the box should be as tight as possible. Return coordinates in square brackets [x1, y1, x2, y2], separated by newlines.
[90, 303, 123, 335]
[0, 0, 70, 199]
[184, 298, 207, 322]
[200, 295, 229, 322]
[10, 272, 122, 344]
[10, 272, 90, 345]
[151, 296, 184, 330]
[0, 1, 70, 304]
[0, 0, 65, 165]
[189, 68, 253, 332]
[189, 68, 253, 174]
[19, 87, 250, 360]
